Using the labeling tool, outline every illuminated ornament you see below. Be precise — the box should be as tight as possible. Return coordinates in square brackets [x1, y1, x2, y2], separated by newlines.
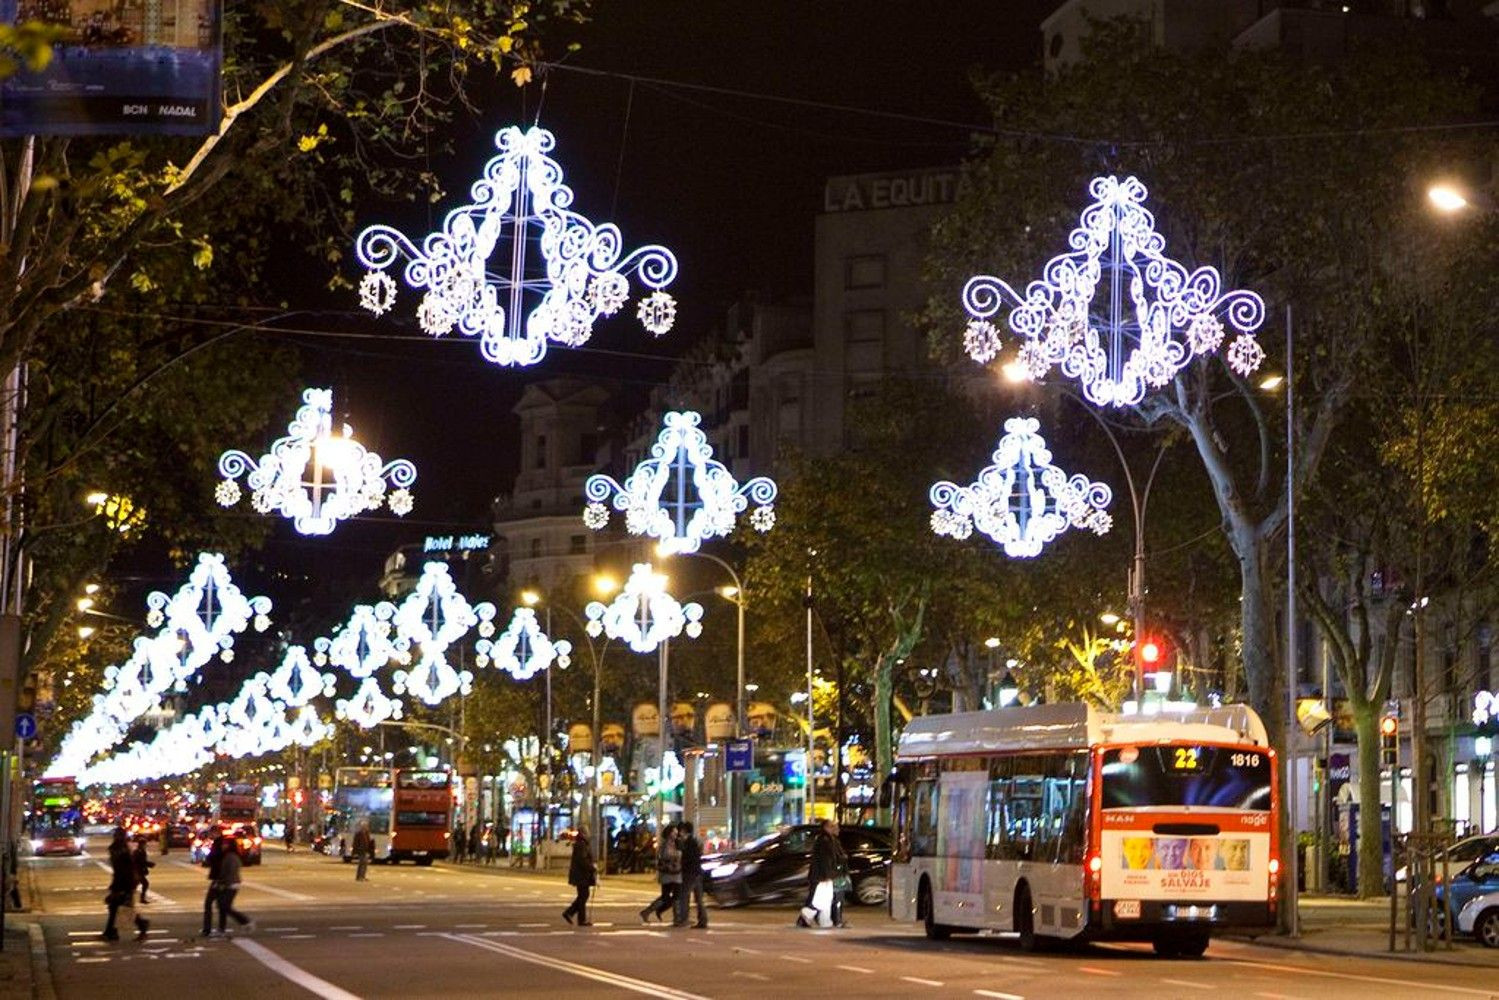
[287, 704, 332, 747]
[584, 563, 703, 655]
[929, 417, 1113, 559]
[644, 750, 686, 798]
[961, 175, 1267, 407]
[583, 410, 777, 555]
[477, 607, 573, 680]
[266, 646, 335, 707]
[337, 676, 403, 729]
[317, 604, 398, 679]
[389, 562, 496, 706]
[143, 553, 272, 686]
[354, 125, 681, 368]
[217, 388, 417, 536]
[963, 319, 1002, 364]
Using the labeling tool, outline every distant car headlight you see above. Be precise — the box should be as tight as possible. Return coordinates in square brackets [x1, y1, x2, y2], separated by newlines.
[710, 862, 739, 878]
[29, 840, 41, 852]
[74, 838, 86, 849]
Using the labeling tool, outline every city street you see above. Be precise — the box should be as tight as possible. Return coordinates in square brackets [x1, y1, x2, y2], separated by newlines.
[19, 837, 1498, 999]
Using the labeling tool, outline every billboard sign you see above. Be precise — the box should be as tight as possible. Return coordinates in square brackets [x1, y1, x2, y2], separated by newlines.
[1, 0, 222, 136]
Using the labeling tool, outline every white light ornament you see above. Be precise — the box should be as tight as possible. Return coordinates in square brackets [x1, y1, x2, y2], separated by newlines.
[930, 417, 1114, 559]
[389, 562, 497, 706]
[960, 175, 1267, 407]
[336, 676, 404, 729]
[143, 552, 272, 689]
[644, 750, 686, 798]
[583, 411, 777, 555]
[316, 603, 399, 679]
[476, 607, 572, 680]
[584, 563, 703, 655]
[266, 646, 335, 707]
[216, 388, 416, 536]
[354, 125, 681, 368]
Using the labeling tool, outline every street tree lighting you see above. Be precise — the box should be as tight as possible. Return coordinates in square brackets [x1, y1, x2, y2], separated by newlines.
[1428, 183, 1470, 213]
[997, 671, 1021, 708]
[1099, 612, 1121, 626]
[77, 626, 95, 639]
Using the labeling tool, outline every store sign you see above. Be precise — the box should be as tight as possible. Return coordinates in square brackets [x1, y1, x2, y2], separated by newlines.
[725, 738, 754, 772]
[423, 533, 492, 553]
[1328, 752, 1351, 798]
[1, 0, 223, 136]
[822, 169, 959, 213]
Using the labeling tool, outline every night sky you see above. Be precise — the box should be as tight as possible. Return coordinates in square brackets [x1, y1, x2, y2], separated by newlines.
[193, 2, 1055, 620]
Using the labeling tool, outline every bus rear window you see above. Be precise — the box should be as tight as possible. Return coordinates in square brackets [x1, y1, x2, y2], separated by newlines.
[396, 811, 448, 827]
[397, 771, 450, 790]
[1102, 745, 1271, 811]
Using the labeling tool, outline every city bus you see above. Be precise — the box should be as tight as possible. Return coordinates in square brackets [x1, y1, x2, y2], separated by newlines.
[333, 767, 394, 861]
[29, 777, 84, 856]
[890, 702, 1278, 957]
[390, 769, 452, 865]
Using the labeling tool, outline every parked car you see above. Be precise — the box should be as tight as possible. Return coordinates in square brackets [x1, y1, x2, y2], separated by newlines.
[703, 825, 891, 907]
[1430, 850, 1499, 939]
[1456, 889, 1499, 947]
[1397, 834, 1499, 883]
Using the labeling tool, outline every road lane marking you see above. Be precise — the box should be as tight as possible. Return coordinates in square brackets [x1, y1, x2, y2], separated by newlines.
[282, 934, 316, 939]
[443, 933, 709, 999]
[392, 924, 426, 929]
[348, 933, 384, 938]
[453, 923, 487, 929]
[92, 861, 112, 874]
[328, 925, 361, 931]
[975, 991, 1025, 1000]
[1162, 979, 1213, 990]
[778, 954, 812, 963]
[234, 938, 363, 1000]
[731, 971, 770, 981]
[263, 927, 298, 932]
[1078, 966, 1121, 976]
[1224, 959, 1493, 996]
[243, 882, 314, 901]
[836, 964, 873, 974]
[902, 976, 946, 987]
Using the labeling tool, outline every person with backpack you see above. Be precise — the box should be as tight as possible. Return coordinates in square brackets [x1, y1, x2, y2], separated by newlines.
[639, 823, 680, 923]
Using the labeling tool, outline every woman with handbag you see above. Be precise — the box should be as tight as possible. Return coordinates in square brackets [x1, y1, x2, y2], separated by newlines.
[562, 825, 597, 926]
[639, 823, 681, 923]
[800, 818, 848, 928]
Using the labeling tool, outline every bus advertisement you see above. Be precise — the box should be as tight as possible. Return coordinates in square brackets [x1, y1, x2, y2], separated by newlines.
[391, 769, 452, 864]
[891, 702, 1278, 958]
[29, 777, 84, 855]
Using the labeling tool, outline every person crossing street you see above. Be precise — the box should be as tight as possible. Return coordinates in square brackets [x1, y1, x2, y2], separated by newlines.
[562, 825, 597, 927]
[673, 822, 708, 929]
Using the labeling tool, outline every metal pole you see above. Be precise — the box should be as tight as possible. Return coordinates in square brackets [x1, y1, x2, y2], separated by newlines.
[733, 596, 744, 844]
[1286, 303, 1300, 936]
[657, 639, 669, 831]
[592, 640, 602, 862]
[805, 574, 815, 822]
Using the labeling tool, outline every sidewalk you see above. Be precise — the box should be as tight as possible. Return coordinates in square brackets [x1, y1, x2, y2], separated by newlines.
[1233, 895, 1499, 967]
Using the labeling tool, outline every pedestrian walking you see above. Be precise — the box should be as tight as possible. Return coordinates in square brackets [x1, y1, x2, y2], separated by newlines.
[202, 830, 226, 937]
[452, 821, 467, 864]
[213, 835, 255, 936]
[673, 821, 708, 929]
[353, 820, 373, 881]
[103, 827, 149, 942]
[468, 821, 481, 865]
[484, 823, 498, 865]
[640, 823, 681, 923]
[132, 837, 155, 904]
[284, 821, 295, 853]
[799, 818, 847, 928]
[562, 826, 597, 927]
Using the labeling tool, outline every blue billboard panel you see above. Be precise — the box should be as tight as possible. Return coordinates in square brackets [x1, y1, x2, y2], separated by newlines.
[1, 0, 221, 136]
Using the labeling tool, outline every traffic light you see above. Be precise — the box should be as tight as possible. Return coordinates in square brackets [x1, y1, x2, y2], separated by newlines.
[1380, 713, 1399, 765]
[1138, 639, 1162, 667]
[1137, 635, 1172, 693]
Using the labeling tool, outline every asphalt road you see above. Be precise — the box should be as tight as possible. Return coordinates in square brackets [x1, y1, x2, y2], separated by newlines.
[22, 836, 1499, 999]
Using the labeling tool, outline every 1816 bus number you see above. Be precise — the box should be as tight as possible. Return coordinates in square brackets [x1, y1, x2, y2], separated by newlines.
[1230, 752, 1262, 767]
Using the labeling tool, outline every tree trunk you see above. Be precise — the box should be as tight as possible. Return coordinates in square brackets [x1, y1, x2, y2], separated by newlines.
[1352, 703, 1385, 898]
[873, 647, 895, 826]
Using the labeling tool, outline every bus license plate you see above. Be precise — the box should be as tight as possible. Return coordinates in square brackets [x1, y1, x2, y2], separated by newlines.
[1114, 900, 1141, 919]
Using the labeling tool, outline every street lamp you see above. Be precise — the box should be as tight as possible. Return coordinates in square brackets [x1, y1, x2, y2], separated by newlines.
[1428, 183, 1471, 213]
[997, 671, 1020, 708]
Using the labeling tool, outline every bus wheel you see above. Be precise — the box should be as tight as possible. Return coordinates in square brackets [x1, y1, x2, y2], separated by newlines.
[1015, 885, 1042, 952]
[417, 857, 433, 867]
[1177, 932, 1210, 958]
[920, 881, 950, 941]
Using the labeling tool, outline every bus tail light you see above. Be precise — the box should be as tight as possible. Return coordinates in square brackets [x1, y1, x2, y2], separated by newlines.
[1086, 852, 1102, 899]
[1267, 856, 1280, 905]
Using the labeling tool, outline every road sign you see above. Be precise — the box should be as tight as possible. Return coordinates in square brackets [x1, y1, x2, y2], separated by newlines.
[725, 737, 754, 772]
[14, 712, 36, 740]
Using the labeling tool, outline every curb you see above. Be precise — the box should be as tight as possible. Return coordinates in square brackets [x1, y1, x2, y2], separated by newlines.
[27, 923, 55, 1000]
[1226, 932, 1499, 969]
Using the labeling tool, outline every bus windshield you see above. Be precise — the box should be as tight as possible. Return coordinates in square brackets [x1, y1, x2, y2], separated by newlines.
[334, 786, 392, 834]
[1101, 745, 1271, 812]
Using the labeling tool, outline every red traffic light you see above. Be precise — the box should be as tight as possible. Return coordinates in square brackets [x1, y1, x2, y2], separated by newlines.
[1139, 640, 1162, 665]
[1380, 715, 1398, 738]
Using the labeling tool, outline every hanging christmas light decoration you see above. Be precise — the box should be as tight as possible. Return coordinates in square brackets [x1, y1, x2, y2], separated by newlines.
[585, 563, 703, 655]
[266, 646, 335, 707]
[930, 417, 1114, 559]
[960, 175, 1267, 407]
[315, 603, 399, 679]
[336, 676, 404, 729]
[216, 388, 416, 536]
[354, 125, 681, 368]
[476, 606, 572, 680]
[389, 562, 497, 706]
[583, 410, 777, 555]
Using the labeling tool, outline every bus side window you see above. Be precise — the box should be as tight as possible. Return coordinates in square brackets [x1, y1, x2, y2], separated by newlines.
[1059, 755, 1090, 865]
[1005, 756, 1045, 862]
[891, 771, 912, 862]
[1037, 753, 1081, 864]
[912, 779, 939, 857]
[987, 756, 1011, 860]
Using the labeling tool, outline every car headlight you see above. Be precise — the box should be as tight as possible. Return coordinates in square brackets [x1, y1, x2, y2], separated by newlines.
[711, 862, 739, 878]
[29, 840, 41, 852]
[74, 838, 86, 848]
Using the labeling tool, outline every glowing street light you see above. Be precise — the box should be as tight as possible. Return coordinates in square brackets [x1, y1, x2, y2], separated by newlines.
[1428, 183, 1470, 213]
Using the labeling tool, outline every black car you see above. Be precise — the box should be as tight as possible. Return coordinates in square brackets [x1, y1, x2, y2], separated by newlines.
[163, 823, 195, 848]
[703, 825, 891, 907]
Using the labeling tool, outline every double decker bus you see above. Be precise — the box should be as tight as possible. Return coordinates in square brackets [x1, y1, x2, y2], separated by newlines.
[29, 777, 84, 856]
[333, 767, 394, 861]
[390, 769, 452, 865]
[891, 702, 1278, 957]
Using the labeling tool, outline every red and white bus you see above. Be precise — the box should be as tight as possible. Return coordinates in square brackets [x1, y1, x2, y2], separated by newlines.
[29, 777, 84, 856]
[890, 702, 1278, 957]
[390, 769, 452, 865]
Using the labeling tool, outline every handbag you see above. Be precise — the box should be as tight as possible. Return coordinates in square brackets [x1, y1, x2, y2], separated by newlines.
[809, 880, 835, 927]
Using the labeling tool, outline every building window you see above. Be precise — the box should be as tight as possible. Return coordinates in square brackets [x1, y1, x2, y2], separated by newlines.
[778, 399, 801, 439]
[844, 309, 885, 372]
[535, 434, 547, 470]
[1479, 624, 1493, 691]
[530, 538, 542, 558]
[737, 424, 750, 459]
[845, 254, 886, 290]
[569, 534, 587, 555]
[578, 432, 598, 465]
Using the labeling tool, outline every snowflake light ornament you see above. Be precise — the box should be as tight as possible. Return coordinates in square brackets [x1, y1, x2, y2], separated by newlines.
[477, 607, 573, 681]
[584, 563, 704, 655]
[217, 388, 417, 536]
[388, 562, 495, 706]
[583, 411, 777, 555]
[337, 676, 403, 729]
[355, 125, 681, 368]
[317, 604, 398, 679]
[266, 646, 335, 707]
[961, 176, 1267, 407]
[143, 553, 272, 689]
[930, 417, 1113, 559]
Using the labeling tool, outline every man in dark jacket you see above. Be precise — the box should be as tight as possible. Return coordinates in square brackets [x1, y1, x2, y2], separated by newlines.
[801, 818, 848, 928]
[562, 826, 597, 926]
[104, 827, 148, 941]
[202, 831, 227, 936]
[672, 821, 707, 928]
[131, 837, 155, 903]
